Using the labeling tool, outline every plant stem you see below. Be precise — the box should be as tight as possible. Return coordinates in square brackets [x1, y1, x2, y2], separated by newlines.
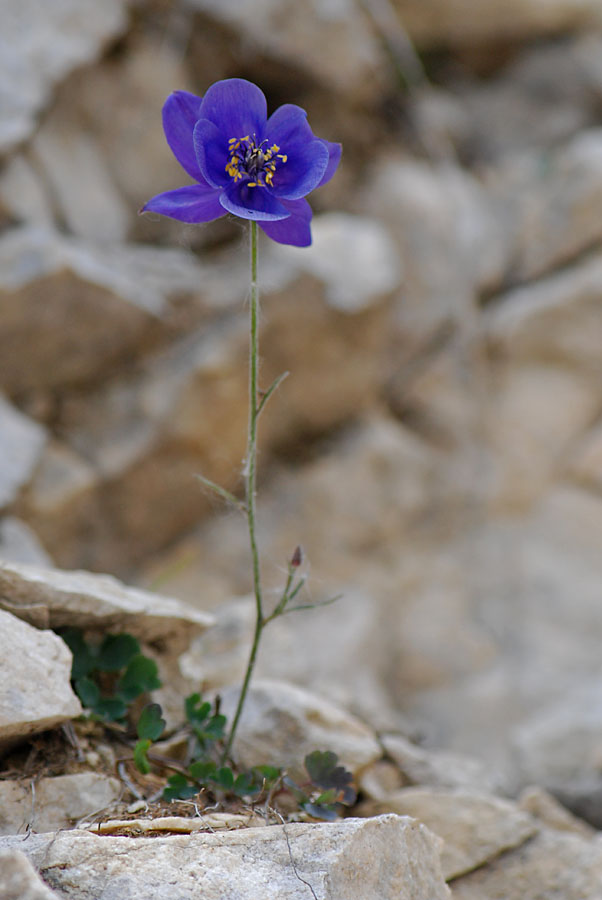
[222, 220, 264, 762]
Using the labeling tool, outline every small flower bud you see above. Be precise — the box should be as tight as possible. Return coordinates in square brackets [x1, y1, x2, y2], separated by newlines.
[291, 545, 303, 568]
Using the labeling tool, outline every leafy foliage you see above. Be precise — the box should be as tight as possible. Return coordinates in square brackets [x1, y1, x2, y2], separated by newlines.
[61, 628, 161, 723]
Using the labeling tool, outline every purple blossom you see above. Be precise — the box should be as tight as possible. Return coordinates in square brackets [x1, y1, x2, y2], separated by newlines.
[141, 78, 341, 247]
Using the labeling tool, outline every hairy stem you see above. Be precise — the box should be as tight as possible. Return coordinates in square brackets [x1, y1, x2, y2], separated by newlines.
[222, 220, 264, 761]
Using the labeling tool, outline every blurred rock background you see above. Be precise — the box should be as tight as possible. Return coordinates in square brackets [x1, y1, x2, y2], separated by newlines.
[2, 0, 602, 817]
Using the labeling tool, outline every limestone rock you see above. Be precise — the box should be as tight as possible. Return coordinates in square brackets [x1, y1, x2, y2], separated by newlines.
[0, 395, 46, 509]
[186, 0, 387, 101]
[31, 126, 130, 243]
[360, 788, 537, 880]
[394, 0, 602, 47]
[451, 828, 602, 900]
[0, 850, 60, 900]
[486, 253, 602, 376]
[518, 785, 597, 838]
[0, 609, 81, 750]
[381, 733, 507, 794]
[0, 518, 52, 567]
[487, 130, 602, 280]
[219, 679, 381, 775]
[0, 773, 121, 836]
[0, 227, 207, 395]
[0, 814, 450, 900]
[0, 561, 213, 649]
[0, 0, 132, 153]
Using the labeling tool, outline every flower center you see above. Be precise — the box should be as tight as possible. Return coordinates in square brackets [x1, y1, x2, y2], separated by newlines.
[225, 135, 288, 188]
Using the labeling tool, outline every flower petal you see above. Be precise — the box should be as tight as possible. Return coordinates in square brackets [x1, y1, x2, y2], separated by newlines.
[265, 104, 314, 148]
[162, 91, 204, 180]
[193, 119, 230, 188]
[259, 198, 313, 246]
[317, 140, 342, 188]
[140, 184, 224, 223]
[219, 183, 290, 221]
[269, 139, 328, 201]
[199, 78, 267, 141]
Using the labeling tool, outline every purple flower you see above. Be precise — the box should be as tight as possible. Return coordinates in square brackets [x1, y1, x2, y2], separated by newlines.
[141, 78, 341, 247]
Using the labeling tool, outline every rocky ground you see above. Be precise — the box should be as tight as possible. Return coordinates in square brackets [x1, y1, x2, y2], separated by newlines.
[2, 0, 602, 896]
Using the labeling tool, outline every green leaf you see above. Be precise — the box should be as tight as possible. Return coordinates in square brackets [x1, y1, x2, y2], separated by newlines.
[75, 676, 100, 709]
[214, 766, 234, 790]
[97, 633, 140, 672]
[233, 771, 259, 798]
[188, 760, 217, 782]
[304, 751, 356, 805]
[133, 738, 152, 774]
[136, 703, 166, 741]
[203, 714, 227, 740]
[185, 693, 211, 726]
[163, 774, 197, 801]
[117, 654, 161, 702]
[93, 697, 128, 722]
[62, 629, 97, 680]
[254, 765, 281, 784]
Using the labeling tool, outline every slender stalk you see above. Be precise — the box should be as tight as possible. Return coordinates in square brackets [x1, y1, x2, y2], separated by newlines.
[222, 220, 264, 761]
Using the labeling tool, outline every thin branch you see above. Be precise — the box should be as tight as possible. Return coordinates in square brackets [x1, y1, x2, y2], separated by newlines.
[257, 371, 289, 419]
[195, 474, 245, 512]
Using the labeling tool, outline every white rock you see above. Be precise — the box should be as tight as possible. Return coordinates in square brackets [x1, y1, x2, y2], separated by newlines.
[485, 252, 602, 374]
[0, 0, 132, 153]
[0, 609, 81, 750]
[451, 828, 602, 900]
[219, 679, 381, 775]
[0, 849, 60, 900]
[381, 733, 507, 794]
[394, 0, 602, 47]
[0, 814, 451, 900]
[361, 788, 537, 880]
[0, 518, 52, 567]
[0, 773, 121, 836]
[0, 395, 46, 509]
[185, 0, 386, 100]
[0, 560, 213, 648]
[278, 213, 402, 313]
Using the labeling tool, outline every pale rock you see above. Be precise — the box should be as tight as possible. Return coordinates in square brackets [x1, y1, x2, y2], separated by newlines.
[15, 441, 99, 562]
[0, 156, 54, 226]
[31, 126, 130, 242]
[219, 679, 381, 775]
[358, 157, 504, 342]
[186, 0, 386, 101]
[381, 733, 507, 794]
[485, 362, 599, 508]
[568, 420, 602, 490]
[451, 828, 602, 900]
[0, 609, 81, 749]
[402, 488, 602, 778]
[450, 39, 597, 161]
[0, 561, 213, 649]
[0, 815, 450, 900]
[0, 0, 132, 153]
[394, 0, 602, 47]
[512, 679, 602, 827]
[181, 590, 403, 732]
[487, 130, 602, 279]
[0, 850, 61, 900]
[0, 226, 184, 395]
[0, 517, 52, 567]
[0, 773, 121, 835]
[0, 395, 46, 509]
[360, 787, 537, 880]
[518, 785, 597, 838]
[277, 213, 402, 313]
[486, 253, 602, 375]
